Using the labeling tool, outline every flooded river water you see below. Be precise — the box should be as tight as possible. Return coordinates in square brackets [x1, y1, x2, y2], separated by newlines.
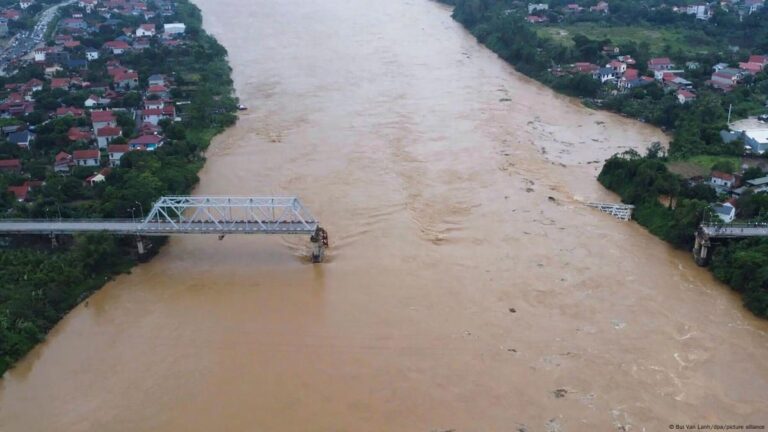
[2, 0, 768, 430]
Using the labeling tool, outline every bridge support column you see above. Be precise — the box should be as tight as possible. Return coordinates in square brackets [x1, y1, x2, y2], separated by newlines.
[136, 237, 146, 256]
[693, 231, 710, 267]
[310, 227, 329, 263]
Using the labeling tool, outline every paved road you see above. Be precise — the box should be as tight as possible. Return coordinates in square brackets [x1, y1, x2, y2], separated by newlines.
[0, 0, 76, 75]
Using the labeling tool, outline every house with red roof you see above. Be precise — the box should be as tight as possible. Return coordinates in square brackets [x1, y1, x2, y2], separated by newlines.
[710, 171, 738, 190]
[136, 23, 156, 37]
[68, 127, 93, 142]
[2, 9, 21, 20]
[73, 149, 101, 167]
[146, 84, 168, 98]
[91, 110, 116, 130]
[85, 168, 111, 186]
[677, 89, 697, 104]
[113, 69, 139, 90]
[54, 151, 74, 173]
[129, 134, 163, 151]
[108, 144, 130, 166]
[0, 158, 21, 173]
[572, 62, 599, 74]
[7, 182, 37, 202]
[141, 108, 163, 125]
[51, 77, 71, 90]
[96, 126, 122, 148]
[648, 57, 674, 71]
[56, 106, 85, 117]
[104, 40, 131, 55]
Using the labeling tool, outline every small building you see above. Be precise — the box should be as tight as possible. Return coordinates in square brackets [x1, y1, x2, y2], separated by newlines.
[136, 23, 156, 37]
[96, 126, 122, 148]
[7, 182, 35, 202]
[141, 108, 163, 125]
[711, 203, 736, 223]
[91, 110, 116, 131]
[648, 57, 674, 71]
[56, 106, 85, 118]
[104, 40, 131, 55]
[108, 144, 130, 167]
[0, 158, 22, 173]
[73, 149, 101, 167]
[8, 130, 33, 148]
[743, 129, 768, 154]
[710, 171, 737, 190]
[129, 134, 163, 151]
[677, 89, 697, 104]
[147, 74, 166, 87]
[595, 67, 617, 83]
[85, 168, 111, 186]
[746, 175, 768, 193]
[85, 48, 100, 61]
[113, 69, 139, 90]
[68, 127, 93, 143]
[54, 151, 73, 173]
[163, 22, 186, 35]
[710, 68, 743, 91]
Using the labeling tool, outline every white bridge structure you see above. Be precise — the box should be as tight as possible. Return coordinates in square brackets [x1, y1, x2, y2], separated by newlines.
[586, 202, 635, 221]
[0, 196, 329, 262]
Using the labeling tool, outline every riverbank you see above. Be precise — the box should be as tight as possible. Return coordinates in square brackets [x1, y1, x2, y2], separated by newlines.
[0, 0, 238, 376]
[439, 0, 768, 318]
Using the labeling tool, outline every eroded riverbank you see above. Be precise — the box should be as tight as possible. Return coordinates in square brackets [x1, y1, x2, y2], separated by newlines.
[1, 0, 767, 430]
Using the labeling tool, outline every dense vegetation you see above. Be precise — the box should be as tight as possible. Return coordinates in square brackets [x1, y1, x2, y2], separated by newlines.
[0, 0, 237, 375]
[443, 0, 768, 158]
[598, 150, 768, 317]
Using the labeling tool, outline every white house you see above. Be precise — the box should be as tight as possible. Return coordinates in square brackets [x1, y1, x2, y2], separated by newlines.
[712, 203, 736, 223]
[710, 171, 736, 190]
[163, 23, 186, 35]
[96, 126, 121, 148]
[33, 48, 46, 63]
[85, 48, 99, 61]
[73, 149, 100, 167]
[107, 144, 129, 167]
[136, 23, 156, 37]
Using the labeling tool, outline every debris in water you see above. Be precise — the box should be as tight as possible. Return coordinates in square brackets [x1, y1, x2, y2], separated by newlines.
[509, 307, 516, 313]
[553, 388, 568, 398]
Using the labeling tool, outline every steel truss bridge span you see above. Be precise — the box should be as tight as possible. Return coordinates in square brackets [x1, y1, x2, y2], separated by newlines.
[0, 196, 329, 262]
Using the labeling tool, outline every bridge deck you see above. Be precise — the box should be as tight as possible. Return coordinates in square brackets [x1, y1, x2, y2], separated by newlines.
[700, 224, 768, 239]
[0, 220, 319, 236]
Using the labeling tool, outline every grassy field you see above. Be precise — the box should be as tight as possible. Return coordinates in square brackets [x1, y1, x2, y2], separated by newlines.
[536, 23, 723, 56]
[667, 154, 741, 178]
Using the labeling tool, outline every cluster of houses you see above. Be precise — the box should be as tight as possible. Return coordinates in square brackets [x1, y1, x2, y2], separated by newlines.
[0, 0, 188, 202]
[707, 168, 768, 222]
[557, 48, 768, 104]
[524, 0, 765, 24]
[671, 0, 765, 20]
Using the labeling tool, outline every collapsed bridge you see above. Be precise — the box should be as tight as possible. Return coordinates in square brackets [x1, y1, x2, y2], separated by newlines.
[0, 196, 329, 262]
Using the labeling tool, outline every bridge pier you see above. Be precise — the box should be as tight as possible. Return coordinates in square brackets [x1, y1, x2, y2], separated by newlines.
[136, 236, 146, 256]
[693, 230, 710, 267]
[310, 227, 329, 263]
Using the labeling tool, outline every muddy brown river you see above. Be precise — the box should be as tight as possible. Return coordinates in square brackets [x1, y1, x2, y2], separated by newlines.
[2, 0, 768, 430]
